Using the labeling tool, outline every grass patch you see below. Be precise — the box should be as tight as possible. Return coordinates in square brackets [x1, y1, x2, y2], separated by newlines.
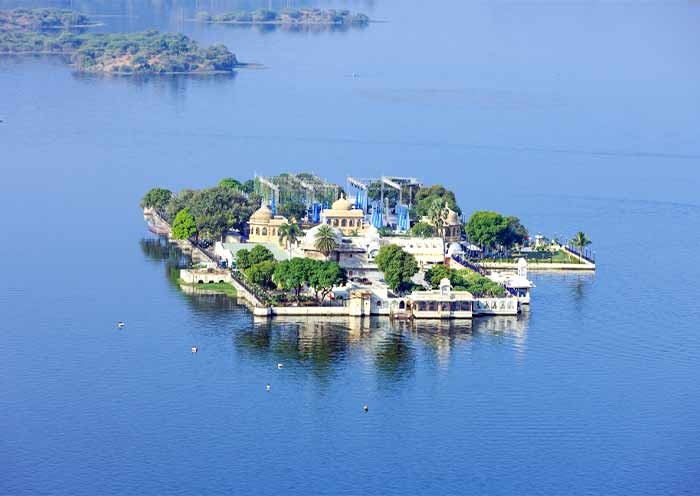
[478, 250, 584, 264]
[180, 280, 238, 296]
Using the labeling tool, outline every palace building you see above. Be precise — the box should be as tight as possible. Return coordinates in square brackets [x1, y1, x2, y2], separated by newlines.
[247, 204, 289, 244]
[320, 194, 366, 236]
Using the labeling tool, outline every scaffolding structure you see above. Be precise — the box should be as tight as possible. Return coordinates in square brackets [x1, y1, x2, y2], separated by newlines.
[254, 173, 341, 221]
[346, 175, 421, 230]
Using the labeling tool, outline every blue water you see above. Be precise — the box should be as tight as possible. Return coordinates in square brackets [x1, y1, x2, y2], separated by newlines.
[2, 1, 700, 494]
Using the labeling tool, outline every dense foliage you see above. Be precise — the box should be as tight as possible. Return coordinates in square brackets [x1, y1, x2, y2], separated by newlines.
[218, 177, 243, 190]
[236, 245, 275, 271]
[140, 187, 172, 214]
[374, 244, 419, 293]
[0, 10, 239, 74]
[0, 8, 90, 31]
[465, 211, 528, 250]
[413, 184, 461, 218]
[198, 8, 369, 25]
[273, 257, 346, 303]
[408, 221, 435, 238]
[171, 208, 197, 240]
[425, 265, 505, 297]
[165, 186, 259, 240]
[243, 260, 277, 289]
[277, 201, 307, 222]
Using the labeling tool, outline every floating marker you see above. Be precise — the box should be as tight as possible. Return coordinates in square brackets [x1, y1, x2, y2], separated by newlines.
[117, 321, 125, 328]
[363, 405, 369, 412]
[266, 384, 271, 391]
[191, 346, 198, 353]
[277, 363, 283, 369]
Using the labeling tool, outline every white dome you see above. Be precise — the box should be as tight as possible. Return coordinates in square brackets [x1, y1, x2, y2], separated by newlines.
[447, 242, 464, 256]
[303, 224, 343, 247]
[364, 225, 381, 241]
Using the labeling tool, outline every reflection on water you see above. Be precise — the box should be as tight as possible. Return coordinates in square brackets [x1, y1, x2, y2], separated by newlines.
[141, 235, 530, 378]
[215, 22, 368, 35]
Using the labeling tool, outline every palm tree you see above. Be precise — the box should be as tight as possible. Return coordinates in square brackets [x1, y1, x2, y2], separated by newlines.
[278, 222, 302, 259]
[571, 231, 592, 263]
[314, 224, 338, 258]
[428, 199, 447, 240]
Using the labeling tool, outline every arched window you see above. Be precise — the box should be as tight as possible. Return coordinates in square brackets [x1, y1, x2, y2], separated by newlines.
[326, 219, 331, 225]
[341, 219, 347, 227]
[255, 227, 260, 235]
[333, 219, 339, 227]
[349, 219, 354, 227]
[262, 228, 268, 236]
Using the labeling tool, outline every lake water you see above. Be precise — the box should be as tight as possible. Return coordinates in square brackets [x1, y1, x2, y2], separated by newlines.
[2, 0, 700, 494]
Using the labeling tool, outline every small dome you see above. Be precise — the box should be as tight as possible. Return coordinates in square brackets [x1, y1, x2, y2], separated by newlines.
[331, 194, 352, 211]
[445, 209, 460, 225]
[251, 204, 273, 222]
[439, 277, 452, 288]
[446, 242, 464, 256]
[517, 257, 528, 268]
[364, 225, 381, 241]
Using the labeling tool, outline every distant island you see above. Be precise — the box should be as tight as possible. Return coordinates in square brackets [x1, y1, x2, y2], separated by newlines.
[0, 8, 240, 74]
[196, 8, 370, 26]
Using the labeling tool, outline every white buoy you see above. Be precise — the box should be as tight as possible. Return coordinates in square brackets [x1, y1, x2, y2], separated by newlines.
[363, 405, 369, 412]
[191, 346, 198, 353]
[277, 363, 283, 369]
[117, 321, 125, 328]
[266, 384, 271, 391]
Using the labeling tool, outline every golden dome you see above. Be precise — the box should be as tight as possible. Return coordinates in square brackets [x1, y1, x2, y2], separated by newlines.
[331, 194, 352, 211]
[251, 204, 273, 222]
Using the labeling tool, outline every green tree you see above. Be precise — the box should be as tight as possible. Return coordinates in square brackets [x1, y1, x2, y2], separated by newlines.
[244, 260, 277, 289]
[165, 189, 196, 220]
[428, 199, 448, 240]
[425, 265, 505, 297]
[218, 177, 242, 190]
[308, 260, 347, 303]
[235, 249, 252, 271]
[278, 222, 303, 258]
[171, 207, 197, 240]
[278, 201, 307, 222]
[414, 184, 461, 218]
[571, 231, 592, 262]
[140, 187, 172, 215]
[273, 257, 312, 303]
[500, 216, 528, 248]
[249, 244, 275, 265]
[242, 179, 255, 194]
[465, 211, 508, 250]
[408, 222, 435, 238]
[374, 244, 418, 293]
[314, 225, 338, 257]
[187, 186, 257, 239]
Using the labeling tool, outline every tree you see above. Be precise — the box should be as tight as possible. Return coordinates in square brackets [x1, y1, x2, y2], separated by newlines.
[187, 186, 257, 240]
[140, 187, 172, 214]
[571, 231, 592, 262]
[249, 244, 275, 265]
[278, 222, 303, 258]
[428, 199, 448, 240]
[218, 177, 242, 190]
[278, 201, 307, 223]
[425, 265, 505, 297]
[374, 244, 419, 293]
[308, 260, 347, 303]
[235, 249, 252, 271]
[273, 257, 312, 303]
[409, 222, 435, 238]
[171, 207, 197, 240]
[165, 189, 196, 220]
[414, 184, 461, 218]
[314, 225, 338, 257]
[244, 260, 277, 289]
[465, 211, 508, 250]
[242, 179, 255, 194]
[501, 216, 528, 248]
